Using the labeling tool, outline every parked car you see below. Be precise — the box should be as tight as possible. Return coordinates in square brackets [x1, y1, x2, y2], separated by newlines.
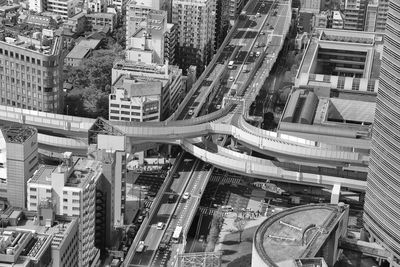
[183, 192, 190, 200]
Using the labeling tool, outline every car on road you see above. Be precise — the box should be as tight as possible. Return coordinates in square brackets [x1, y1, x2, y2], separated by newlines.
[173, 172, 180, 178]
[183, 192, 190, 200]
[260, 31, 265, 35]
[256, 51, 261, 57]
[188, 109, 194, 116]
[261, 3, 265, 7]
[199, 235, 205, 243]
[228, 76, 234, 82]
[137, 215, 144, 223]
[156, 222, 164, 230]
[136, 241, 145, 253]
[216, 104, 221, 109]
[217, 136, 224, 141]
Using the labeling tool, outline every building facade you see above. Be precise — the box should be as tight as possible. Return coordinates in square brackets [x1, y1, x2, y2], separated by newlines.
[343, 0, 368, 31]
[27, 154, 102, 267]
[110, 60, 182, 121]
[172, 0, 216, 74]
[2, 126, 38, 208]
[0, 31, 63, 113]
[364, 0, 400, 264]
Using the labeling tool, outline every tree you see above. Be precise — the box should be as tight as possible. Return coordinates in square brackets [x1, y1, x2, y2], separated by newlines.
[234, 217, 247, 243]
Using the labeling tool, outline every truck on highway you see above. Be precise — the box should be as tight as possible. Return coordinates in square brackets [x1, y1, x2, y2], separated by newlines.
[172, 226, 183, 243]
[159, 232, 172, 251]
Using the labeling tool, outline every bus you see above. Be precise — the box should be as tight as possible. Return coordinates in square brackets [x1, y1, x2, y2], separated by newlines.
[172, 226, 183, 243]
[228, 61, 234, 69]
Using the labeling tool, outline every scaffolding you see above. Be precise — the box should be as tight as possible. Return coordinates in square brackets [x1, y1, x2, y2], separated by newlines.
[177, 252, 221, 267]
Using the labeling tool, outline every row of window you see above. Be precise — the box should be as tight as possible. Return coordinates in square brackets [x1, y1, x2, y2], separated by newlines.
[110, 103, 141, 109]
[0, 50, 56, 67]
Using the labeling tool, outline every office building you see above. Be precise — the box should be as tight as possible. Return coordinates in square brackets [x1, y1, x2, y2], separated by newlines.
[27, 153, 102, 267]
[364, 0, 400, 263]
[110, 60, 183, 122]
[343, 0, 368, 31]
[172, 0, 217, 74]
[1, 126, 38, 209]
[0, 208, 79, 267]
[252, 203, 349, 267]
[0, 29, 63, 113]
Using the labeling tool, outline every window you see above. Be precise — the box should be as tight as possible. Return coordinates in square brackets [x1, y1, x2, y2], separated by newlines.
[72, 207, 79, 210]
[30, 195, 37, 199]
[352, 78, 360, 90]
[63, 191, 68, 195]
[72, 199, 79, 203]
[63, 206, 68, 210]
[46, 189, 52, 193]
[72, 192, 79, 196]
[30, 187, 37, 191]
[63, 198, 68, 202]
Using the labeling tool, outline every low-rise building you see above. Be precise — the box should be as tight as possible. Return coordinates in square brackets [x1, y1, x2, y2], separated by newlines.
[64, 39, 101, 66]
[0, 207, 79, 267]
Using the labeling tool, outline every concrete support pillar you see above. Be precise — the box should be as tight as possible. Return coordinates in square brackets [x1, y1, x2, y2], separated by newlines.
[330, 184, 341, 204]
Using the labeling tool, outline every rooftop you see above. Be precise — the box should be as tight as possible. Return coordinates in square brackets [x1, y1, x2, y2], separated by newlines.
[1, 126, 37, 144]
[297, 29, 381, 80]
[66, 45, 91, 60]
[281, 89, 374, 135]
[29, 157, 102, 189]
[254, 204, 348, 267]
[113, 74, 163, 96]
[0, 28, 61, 56]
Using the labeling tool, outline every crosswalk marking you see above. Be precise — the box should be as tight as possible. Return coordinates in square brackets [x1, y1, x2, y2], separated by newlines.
[199, 207, 216, 215]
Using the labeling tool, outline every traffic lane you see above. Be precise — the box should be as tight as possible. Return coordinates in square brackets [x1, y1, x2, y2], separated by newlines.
[145, 225, 164, 251]
[149, 196, 175, 225]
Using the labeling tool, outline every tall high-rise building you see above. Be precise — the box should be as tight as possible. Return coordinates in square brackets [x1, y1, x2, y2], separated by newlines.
[1, 126, 38, 208]
[364, 0, 400, 264]
[172, 0, 216, 74]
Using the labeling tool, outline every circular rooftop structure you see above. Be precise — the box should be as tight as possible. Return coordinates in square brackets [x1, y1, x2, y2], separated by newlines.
[252, 203, 348, 267]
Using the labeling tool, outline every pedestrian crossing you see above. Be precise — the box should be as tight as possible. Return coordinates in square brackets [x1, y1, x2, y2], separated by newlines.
[143, 199, 153, 209]
[209, 175, 242, 185]
[221, 177, 242, 185]
[199, 207, 216, 215]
